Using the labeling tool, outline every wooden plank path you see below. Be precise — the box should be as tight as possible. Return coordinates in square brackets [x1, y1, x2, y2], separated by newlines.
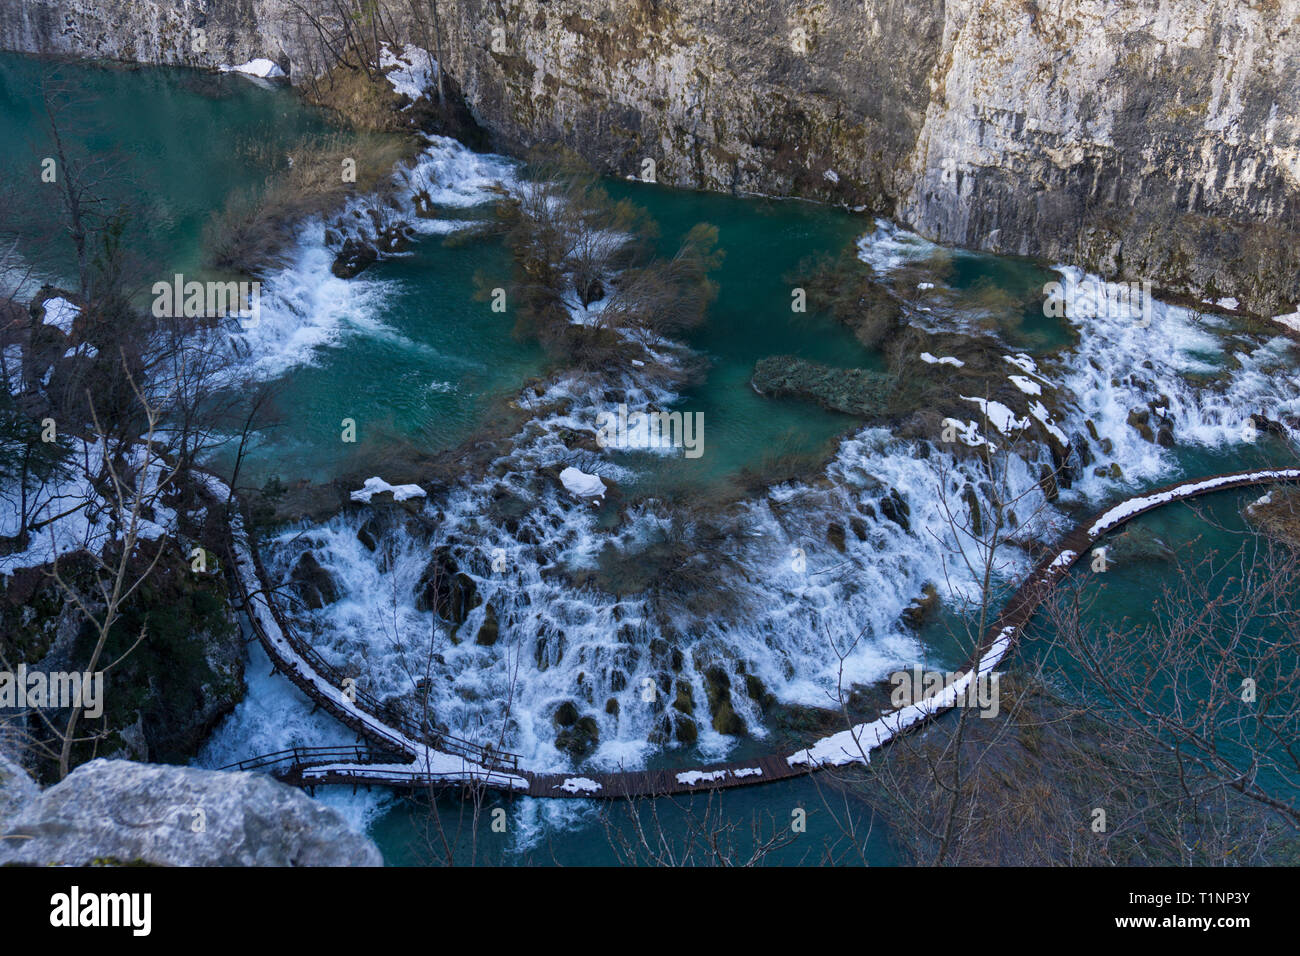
[222, 468, 1300, 800]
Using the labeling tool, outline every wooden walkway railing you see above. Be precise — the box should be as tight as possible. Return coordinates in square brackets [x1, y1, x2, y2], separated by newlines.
[224, 503, 522, 777]
[221, 744, 406, 774]
[222, 467, 1300, 799]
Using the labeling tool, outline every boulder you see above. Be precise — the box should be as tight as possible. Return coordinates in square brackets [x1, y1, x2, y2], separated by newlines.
[703, 665, 746, 737]
[356, 519, 379, 552]
[0, 747, 40, 826]
[673, 714, 698, 745]
[743, 673, 776, 711]
[1039, 464, 1060, 503]
[711, 700, 747, 736]
[880, 488, 911, 532]
[961, 483, 983, 538]
[672, 680, 695, 715]
[555, 715, 599, 760]
[375, 225, 412, 255]
[331, 238, 378, 279]
[290, 551, 340, 610]
[553, 700, 580, 727]
[414, 547, 481, 623]
[0, 760, 381, 866]
[902, 583, 941, 629]
[1127, 407, 1156, 444]
[826, 522, 847, 553]
[474, 604, 499, 646]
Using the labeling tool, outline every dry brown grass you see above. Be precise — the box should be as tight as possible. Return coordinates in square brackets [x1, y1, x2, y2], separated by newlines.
[204, 129, 414, 275]
[303, 62, 410, 133]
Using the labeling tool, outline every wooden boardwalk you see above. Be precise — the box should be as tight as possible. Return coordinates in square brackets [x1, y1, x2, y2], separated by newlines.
[222, 467, 1300, 800]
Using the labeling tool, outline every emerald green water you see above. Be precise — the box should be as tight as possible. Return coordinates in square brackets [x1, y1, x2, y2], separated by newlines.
[369, 772, 894, 866]
[232, 182, 881, 487]
[0, 52, 334, 280]
[5, 53, 1294, 866]
[0, 50, 1064, 493]
[605, 182, 880, 495]
[243, 235, 548, 484]
[1021, 476, 1300, 801]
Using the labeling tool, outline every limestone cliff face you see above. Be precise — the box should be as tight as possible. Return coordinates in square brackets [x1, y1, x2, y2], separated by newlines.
[899, 0, 1300, 316]
[434, 0, 944, 215]
[4, 0, 1298, 314]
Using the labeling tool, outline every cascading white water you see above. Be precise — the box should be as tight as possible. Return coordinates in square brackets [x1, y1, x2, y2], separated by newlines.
[199, 148, 1300, 850]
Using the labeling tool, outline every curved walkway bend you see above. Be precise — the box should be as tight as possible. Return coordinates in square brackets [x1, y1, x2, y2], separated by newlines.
[223, 467, 1300, 799]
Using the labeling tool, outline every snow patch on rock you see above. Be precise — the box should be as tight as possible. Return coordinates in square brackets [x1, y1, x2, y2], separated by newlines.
[559, 466, 606, 499]
[350, 477, 427, 504]
[219, 58, 285, 79]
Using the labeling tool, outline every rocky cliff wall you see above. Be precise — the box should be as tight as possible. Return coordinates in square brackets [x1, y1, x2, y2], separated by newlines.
[3, 0, 1298, 315]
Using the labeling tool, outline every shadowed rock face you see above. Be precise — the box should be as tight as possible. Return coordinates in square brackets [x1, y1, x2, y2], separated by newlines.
[0, 759, 382, 866]
[0, 747, 40, 823]
[3, 0, 1299, 313]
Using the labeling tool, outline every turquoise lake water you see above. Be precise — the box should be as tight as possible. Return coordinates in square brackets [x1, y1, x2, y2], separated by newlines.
[3, 52, 1295, 866]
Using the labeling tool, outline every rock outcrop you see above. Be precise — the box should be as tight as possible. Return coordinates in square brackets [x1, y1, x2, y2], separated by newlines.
[3, 0, 1298, 314]
[0, 758, 382, 866]
[0, 745, 40, 823]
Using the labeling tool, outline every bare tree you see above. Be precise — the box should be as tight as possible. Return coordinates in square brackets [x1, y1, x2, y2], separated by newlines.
[822, 427, 1300, 864]
[40, 78, 125, 301]
[38, 356, 183, 778]
[599, 790, 801, 866]
[1042, 518, 1300, 829]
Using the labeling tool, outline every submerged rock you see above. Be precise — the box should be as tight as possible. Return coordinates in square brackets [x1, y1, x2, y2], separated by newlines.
[414, 547, 482, 623]
[752, 355, 892, 418]
[291, 551, 340, 610]
[0, 760, 381, 866]
[1104, 526, 1177, 564]
[331, 238, 378, 279]
[474, 604, 500, 645]
[901, 583, 940, 629]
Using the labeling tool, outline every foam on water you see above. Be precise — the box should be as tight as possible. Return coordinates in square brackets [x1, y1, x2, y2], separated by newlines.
[1043, 265, 1300, 500]
[256, 336, 1046, 780]
[266, 263, 1300, 776]
[856, 219, 949, 274]
[196, 637, 396, 834]
[208, 201, 1300, 849]
[226, 136, 520, 379]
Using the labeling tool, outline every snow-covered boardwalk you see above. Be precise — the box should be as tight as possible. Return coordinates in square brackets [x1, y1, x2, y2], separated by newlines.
[224, 468, 1300, 799]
